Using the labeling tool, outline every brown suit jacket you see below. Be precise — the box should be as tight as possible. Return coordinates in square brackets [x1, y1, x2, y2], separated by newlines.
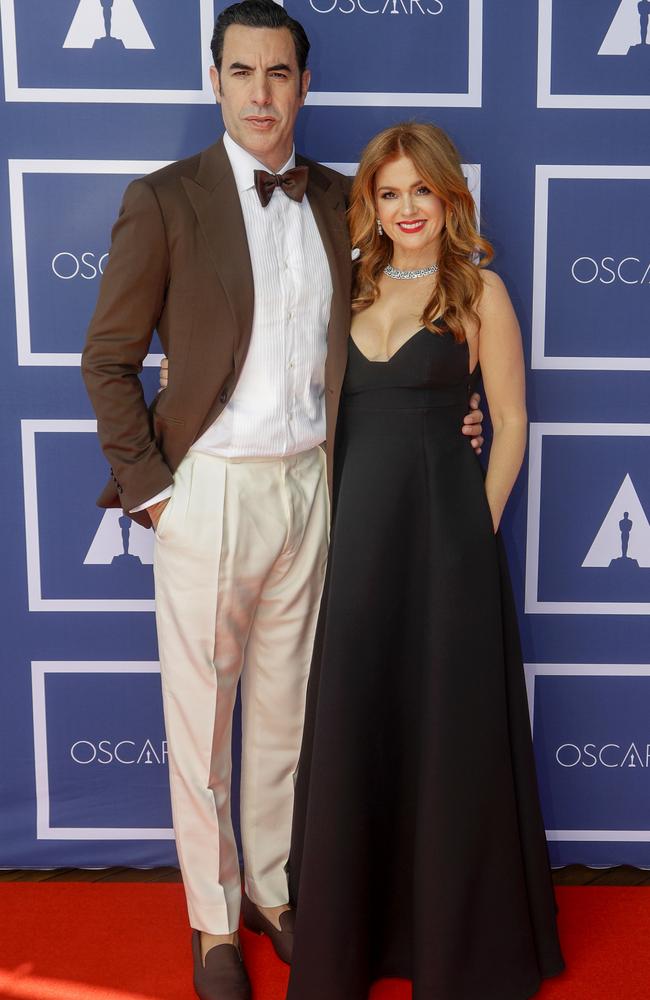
[82, 138, 352, 526]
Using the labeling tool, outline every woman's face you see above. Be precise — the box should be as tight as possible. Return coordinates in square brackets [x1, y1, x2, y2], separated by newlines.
[375, 154, 446, 261]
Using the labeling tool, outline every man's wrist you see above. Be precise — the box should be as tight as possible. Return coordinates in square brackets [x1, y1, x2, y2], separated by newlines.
[130, 485, 173, 514]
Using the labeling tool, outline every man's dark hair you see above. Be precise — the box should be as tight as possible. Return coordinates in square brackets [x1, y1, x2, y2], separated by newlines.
[211, 0, 310, 75]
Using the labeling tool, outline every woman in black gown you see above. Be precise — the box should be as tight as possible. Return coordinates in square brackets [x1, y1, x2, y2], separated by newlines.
[286, 123, 565, 1000]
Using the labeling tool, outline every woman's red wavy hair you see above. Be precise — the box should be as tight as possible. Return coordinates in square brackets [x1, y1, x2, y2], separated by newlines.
[349, 122, 494, 342]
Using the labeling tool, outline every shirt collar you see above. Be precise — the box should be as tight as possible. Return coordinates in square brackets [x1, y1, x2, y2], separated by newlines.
[223, 131, 296, 194]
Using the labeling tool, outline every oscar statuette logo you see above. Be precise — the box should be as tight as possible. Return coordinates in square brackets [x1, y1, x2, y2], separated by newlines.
[582, 474, 650, 574]
[84, 509, 154, 570]
[63, 0, 154, 50]
[599, 0, 650, 58]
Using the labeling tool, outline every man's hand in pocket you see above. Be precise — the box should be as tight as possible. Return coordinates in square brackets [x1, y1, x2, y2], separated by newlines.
[149, 498, 170, 531]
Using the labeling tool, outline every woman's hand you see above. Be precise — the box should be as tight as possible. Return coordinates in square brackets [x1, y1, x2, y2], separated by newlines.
[159, 356, 168, 391]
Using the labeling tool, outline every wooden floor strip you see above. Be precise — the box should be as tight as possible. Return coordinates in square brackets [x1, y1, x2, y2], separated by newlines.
[1, 865, 649, 885]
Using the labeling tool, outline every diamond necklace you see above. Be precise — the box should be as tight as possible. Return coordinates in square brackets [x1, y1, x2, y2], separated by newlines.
[384, 261, 439, 280]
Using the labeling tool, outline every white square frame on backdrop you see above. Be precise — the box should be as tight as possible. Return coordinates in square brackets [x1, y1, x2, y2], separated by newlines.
[31, 661, 174, 840]
[0, 0, 483, 106]
[537, 0, 650, 109]
[303, 0, 484, 108]
[525, 422, 650, 615]
[531, 165, 650, 372]
[9, 159, 170, 367]
[0, 0, 216, 103]
[524, 663, 650, 842]
[21, 419, 156, 613]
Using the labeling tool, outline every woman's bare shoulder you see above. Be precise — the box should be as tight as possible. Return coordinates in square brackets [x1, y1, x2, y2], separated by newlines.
[479, 267, 507, 294]
[477, 268, 513, 318]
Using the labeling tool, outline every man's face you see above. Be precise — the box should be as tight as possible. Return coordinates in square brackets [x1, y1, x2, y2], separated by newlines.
[211, 25, 310, 172]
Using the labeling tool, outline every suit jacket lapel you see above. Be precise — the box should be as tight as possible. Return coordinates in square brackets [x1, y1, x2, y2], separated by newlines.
[181, 139, 254, 365]
[299, 158, 352, 492]
[300, 155, 351, 328]
[180, 141, 351, 396]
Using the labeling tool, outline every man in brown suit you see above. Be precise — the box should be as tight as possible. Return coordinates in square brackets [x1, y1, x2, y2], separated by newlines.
[82, 3, 483, 997]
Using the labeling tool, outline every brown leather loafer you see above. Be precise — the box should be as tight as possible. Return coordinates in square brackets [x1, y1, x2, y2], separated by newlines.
[241, 893, 294, 965]
[192, 930, 251, 1000]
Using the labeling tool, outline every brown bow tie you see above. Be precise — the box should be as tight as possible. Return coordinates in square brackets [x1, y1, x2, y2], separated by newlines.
[253, 166, 309, 208]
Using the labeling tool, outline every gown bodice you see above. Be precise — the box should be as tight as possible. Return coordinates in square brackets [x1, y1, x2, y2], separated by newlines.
[343, 326, 479, 409]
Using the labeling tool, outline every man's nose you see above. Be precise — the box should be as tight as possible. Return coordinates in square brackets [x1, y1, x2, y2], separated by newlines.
[251, 71, 272, 105]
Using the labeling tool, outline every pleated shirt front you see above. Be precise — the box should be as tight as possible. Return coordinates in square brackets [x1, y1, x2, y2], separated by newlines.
[191, 131, 333, 459]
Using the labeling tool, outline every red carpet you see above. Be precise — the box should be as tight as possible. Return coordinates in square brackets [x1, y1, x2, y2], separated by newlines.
[0, 883, 648, 999]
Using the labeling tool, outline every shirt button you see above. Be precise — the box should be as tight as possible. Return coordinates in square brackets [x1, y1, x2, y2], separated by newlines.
[289, 362, 295, 369]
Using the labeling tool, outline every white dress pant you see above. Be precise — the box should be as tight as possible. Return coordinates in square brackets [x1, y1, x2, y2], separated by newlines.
[153, 446, 329, 934]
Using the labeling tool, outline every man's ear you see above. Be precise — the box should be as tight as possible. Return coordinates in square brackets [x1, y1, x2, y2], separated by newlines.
[300, 68, 311, 106]
[209, 64, 222, 104]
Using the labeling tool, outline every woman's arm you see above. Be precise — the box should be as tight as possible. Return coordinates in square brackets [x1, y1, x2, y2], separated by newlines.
[476, 270, 527, 532]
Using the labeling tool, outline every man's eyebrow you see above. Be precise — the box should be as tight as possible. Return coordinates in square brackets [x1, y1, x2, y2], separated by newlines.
[228, 61, 293, 73]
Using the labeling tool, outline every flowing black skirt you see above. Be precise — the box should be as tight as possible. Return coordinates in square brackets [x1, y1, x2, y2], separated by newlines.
[287, 367, 565, 1000]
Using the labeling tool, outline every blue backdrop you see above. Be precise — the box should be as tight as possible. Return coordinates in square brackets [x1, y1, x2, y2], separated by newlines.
[1, 0, 649, 870]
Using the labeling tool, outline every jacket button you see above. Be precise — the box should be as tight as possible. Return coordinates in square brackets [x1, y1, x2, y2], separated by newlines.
[219, 389, 228, 404]
[117, 485, 123, 494]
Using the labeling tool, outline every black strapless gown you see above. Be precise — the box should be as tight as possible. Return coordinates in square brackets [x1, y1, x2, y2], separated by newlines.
[286, 328, 565, 1000]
